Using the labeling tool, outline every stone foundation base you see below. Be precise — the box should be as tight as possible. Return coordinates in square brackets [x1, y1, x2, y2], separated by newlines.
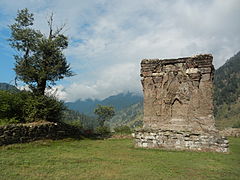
[133, 129, 229, 153]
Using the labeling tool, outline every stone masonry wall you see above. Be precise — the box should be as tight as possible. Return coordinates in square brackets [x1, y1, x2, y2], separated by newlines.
[220, 128, 240, 137]
[0, 122, 81, 146]
[134, 54, 229, 152]
[141, 54, 215, 132]
[133, 129, 228, 153]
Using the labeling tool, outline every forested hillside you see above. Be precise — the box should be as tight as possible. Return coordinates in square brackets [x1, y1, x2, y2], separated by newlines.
[62, 109, 98, 130]
[213, 51, 240, 128]
[108, 102, 143, 129]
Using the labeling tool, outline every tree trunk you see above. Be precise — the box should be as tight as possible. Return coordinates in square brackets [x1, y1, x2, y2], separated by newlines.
[36, 79, 46, 96]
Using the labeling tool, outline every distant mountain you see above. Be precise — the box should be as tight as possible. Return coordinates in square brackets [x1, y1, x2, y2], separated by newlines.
[0, 83, 19, 92]
[213, 51, 240, 129]
[65, 92, 143, 115]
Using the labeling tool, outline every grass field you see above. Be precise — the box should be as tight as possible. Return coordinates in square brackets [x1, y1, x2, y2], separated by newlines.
[0, 137, 240, 180]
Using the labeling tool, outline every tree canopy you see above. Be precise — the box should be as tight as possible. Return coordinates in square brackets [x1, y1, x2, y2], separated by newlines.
[94, 105, 115, 127]
[9, 8, 73, 95]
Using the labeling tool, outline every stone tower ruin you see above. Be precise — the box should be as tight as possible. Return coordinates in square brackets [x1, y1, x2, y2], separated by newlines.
[133, 54, 229, 152]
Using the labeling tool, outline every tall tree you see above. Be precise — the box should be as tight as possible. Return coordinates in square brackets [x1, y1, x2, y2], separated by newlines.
[94, 105, 115, 127]
[9, 8, 73, 95]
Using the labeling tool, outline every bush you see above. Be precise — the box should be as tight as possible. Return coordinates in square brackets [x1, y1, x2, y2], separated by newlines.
[95, 126, 111, 136]
[0, 90, 25, 124]
[114, 125, 132, 134]
[23, 94, 65, 123]
[0, 90, 65, 124]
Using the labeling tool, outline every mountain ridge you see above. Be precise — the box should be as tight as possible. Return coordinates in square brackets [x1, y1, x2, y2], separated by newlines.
[0, 83, 19, 92]
[65, 92, 143, 115]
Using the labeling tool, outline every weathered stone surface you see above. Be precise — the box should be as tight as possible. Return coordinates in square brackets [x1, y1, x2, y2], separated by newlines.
[133, 129, 228, 153]
[141, 54, 215, 132]
[134, 54, 229, 153]
[220, 128, 240, 137]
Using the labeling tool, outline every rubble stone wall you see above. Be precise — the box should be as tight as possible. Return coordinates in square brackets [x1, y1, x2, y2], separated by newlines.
[220, 128, 240, 137]
[0, 122, 81, 146]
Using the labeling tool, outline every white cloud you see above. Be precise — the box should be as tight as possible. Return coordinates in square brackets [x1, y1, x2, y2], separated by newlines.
[1, 0, 240, 101]
[62, 63, 141, 101]
[17, 85, 31, 91]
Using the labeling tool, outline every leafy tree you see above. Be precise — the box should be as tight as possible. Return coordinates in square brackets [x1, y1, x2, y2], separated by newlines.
[94, 105, 115, 127]
[9, 8, 73, 95]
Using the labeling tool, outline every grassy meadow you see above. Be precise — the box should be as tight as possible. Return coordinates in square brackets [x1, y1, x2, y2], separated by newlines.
[0, 137, 240, 180]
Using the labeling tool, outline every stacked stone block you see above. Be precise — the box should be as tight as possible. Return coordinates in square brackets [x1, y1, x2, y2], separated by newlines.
[134, 54, 229, 152]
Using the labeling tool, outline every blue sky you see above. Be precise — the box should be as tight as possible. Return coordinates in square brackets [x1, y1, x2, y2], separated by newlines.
[0, 0, 240, 101]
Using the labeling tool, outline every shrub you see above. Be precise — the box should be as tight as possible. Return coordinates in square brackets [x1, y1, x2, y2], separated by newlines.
[0, 90, 25, 124]
[114, 125, 132, 134]
[95, 126, 111, 136]
[0, 90, 65, 124]
[23, 94, 65, 123]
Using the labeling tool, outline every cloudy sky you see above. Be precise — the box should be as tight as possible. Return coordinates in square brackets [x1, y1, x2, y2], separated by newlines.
[0, 0, 239, 102]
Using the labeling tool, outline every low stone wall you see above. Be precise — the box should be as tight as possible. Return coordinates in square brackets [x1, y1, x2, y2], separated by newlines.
[0, 122, 82, 146]
[133, 129, 229, 153]
[219, 128, 240, 137]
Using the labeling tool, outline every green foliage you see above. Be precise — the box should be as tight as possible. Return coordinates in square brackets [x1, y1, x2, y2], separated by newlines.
[114, 125, 132, 134]
[23, 94, 65, 122]
[0, 90, 25, 124]
[214, 51, 240, 107]
[65, 119, 83, 129]
[94, 126, 111, 136]
[94, 105, 115, 127]
[0, 90, 65, 124]
[9, 8, 73, 95]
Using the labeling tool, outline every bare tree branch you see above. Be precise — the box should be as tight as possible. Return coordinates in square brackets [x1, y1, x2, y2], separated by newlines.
[47, 12, 67, 38]
[47, 12, 54, 39]
[53, 23, 66, 37]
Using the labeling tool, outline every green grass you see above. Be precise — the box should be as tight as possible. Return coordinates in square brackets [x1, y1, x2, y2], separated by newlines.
[0, 138, 240, 180]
